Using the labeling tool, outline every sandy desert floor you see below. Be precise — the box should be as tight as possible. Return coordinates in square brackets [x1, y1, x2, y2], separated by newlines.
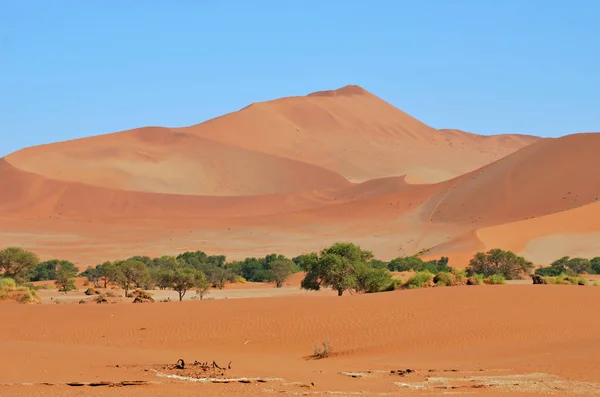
[2, 284, 600, 396]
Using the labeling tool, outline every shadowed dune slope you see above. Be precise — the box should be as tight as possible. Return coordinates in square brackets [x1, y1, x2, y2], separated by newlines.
[4, 127, 350, 196]
[428, 133, 600, 226]
[0, 159, 352, 218]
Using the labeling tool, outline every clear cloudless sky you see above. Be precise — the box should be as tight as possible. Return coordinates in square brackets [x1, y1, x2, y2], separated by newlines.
[1, 0, 599, 156]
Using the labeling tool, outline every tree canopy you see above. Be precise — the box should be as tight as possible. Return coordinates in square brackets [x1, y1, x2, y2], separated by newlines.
[466, 249, 533, 280]
[300, 242, 393, 296]
[0, 247, 40, 284]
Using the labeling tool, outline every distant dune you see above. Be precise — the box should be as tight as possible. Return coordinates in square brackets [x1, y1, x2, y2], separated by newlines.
[1, 85, 599, 266]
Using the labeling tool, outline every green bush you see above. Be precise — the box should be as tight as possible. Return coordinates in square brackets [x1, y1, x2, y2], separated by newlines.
[0, 278, 16, 299]
[483, 274, 506, 285]
[406, 271, 435, 289]
[17, 289, 40, 304]
[382, 278, 403, 292]
[433, 272, 455, 287]
[0, 277, 16, 290]
[566, 276, 588, 285]
[544, 274, 588, 285]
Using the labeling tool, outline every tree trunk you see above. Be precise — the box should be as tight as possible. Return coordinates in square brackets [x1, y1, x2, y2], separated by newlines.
[178, 290, 185, 301]
[337, 289, 344, 296]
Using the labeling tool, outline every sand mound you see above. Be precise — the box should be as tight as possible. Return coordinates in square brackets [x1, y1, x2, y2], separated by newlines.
[180, 86, 537, 184]
[5, 128, 350, 196]
[428, 133, 600, 226]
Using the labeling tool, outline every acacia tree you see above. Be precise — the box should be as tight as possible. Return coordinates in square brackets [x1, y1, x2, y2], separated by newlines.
[195, 271, 210, 300]
[269, 259, 295, 288]
[207, 267, 236, 289]
[466, 249, 533, 280]
[300, 242, 375, 296]
[0, 247, 40, 284]
[98, 261, 119, 288]
[55, 263, 78, 293]
[166, 266, 206, 301]
[115, 259, 149, 297]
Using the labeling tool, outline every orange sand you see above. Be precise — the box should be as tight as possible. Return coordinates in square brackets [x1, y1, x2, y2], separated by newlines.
[2, 286, 600, 396]
[1, 85, 600, 396]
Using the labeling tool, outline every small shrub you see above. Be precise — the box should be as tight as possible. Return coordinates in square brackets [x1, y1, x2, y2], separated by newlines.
[382, 278, 403, 292]
[483, 274, 506, 285]
[467, 273, 485, 285]
[405, 271, 434, 289]
[312, 339, 332, 359]
[105, 291, 118, 298]
[566, 276, 588, 286]
[593, 282, 600, 287]
[545, 274, 589, 285]
[433, 271, 465, 287]
[0, 278, 17, 299]
[451, 268, 467, 284]
[555, 274, 568, 284]
[16, 289, 41, 304]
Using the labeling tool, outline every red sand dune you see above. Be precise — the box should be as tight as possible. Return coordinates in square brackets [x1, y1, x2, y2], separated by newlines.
[0, 85, 599, 266]
[428, 133, 600, 226]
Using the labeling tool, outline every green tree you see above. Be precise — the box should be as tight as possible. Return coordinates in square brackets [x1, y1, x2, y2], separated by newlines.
[387, 256, 424, 272]
[29, 259, 78, 282]
[80, 266, 100, 287]
[0, 247, 40, 284]
[55, 262, 78, 293]
[536, 256, 593, 276]
[269, 259, 295, 288]
[565, 257, 592, 275]
[164, 266, 206, 301]
[195, 271, 210, 300]
[466, 249, 533, 280]
[116, 260, 149, 297]
[300, 242, 374, 296]
[355, 265, 393, 293]
[207, 267, 236, 289]
[97, 261, 119, 288]
[591, 257, 600, 275]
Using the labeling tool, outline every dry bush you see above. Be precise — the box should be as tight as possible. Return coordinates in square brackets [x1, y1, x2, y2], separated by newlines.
[312, 339, 332, 359]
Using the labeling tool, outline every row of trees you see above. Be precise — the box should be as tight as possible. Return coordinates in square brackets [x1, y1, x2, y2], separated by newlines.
[0, 247, 300, 300]
[79, 251, 298, 300]
[534, 256, 600, 277]
[4, 244, 600, 300]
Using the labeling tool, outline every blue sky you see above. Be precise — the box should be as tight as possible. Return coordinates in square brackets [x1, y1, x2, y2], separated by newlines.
[1, 1, 598, 156]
